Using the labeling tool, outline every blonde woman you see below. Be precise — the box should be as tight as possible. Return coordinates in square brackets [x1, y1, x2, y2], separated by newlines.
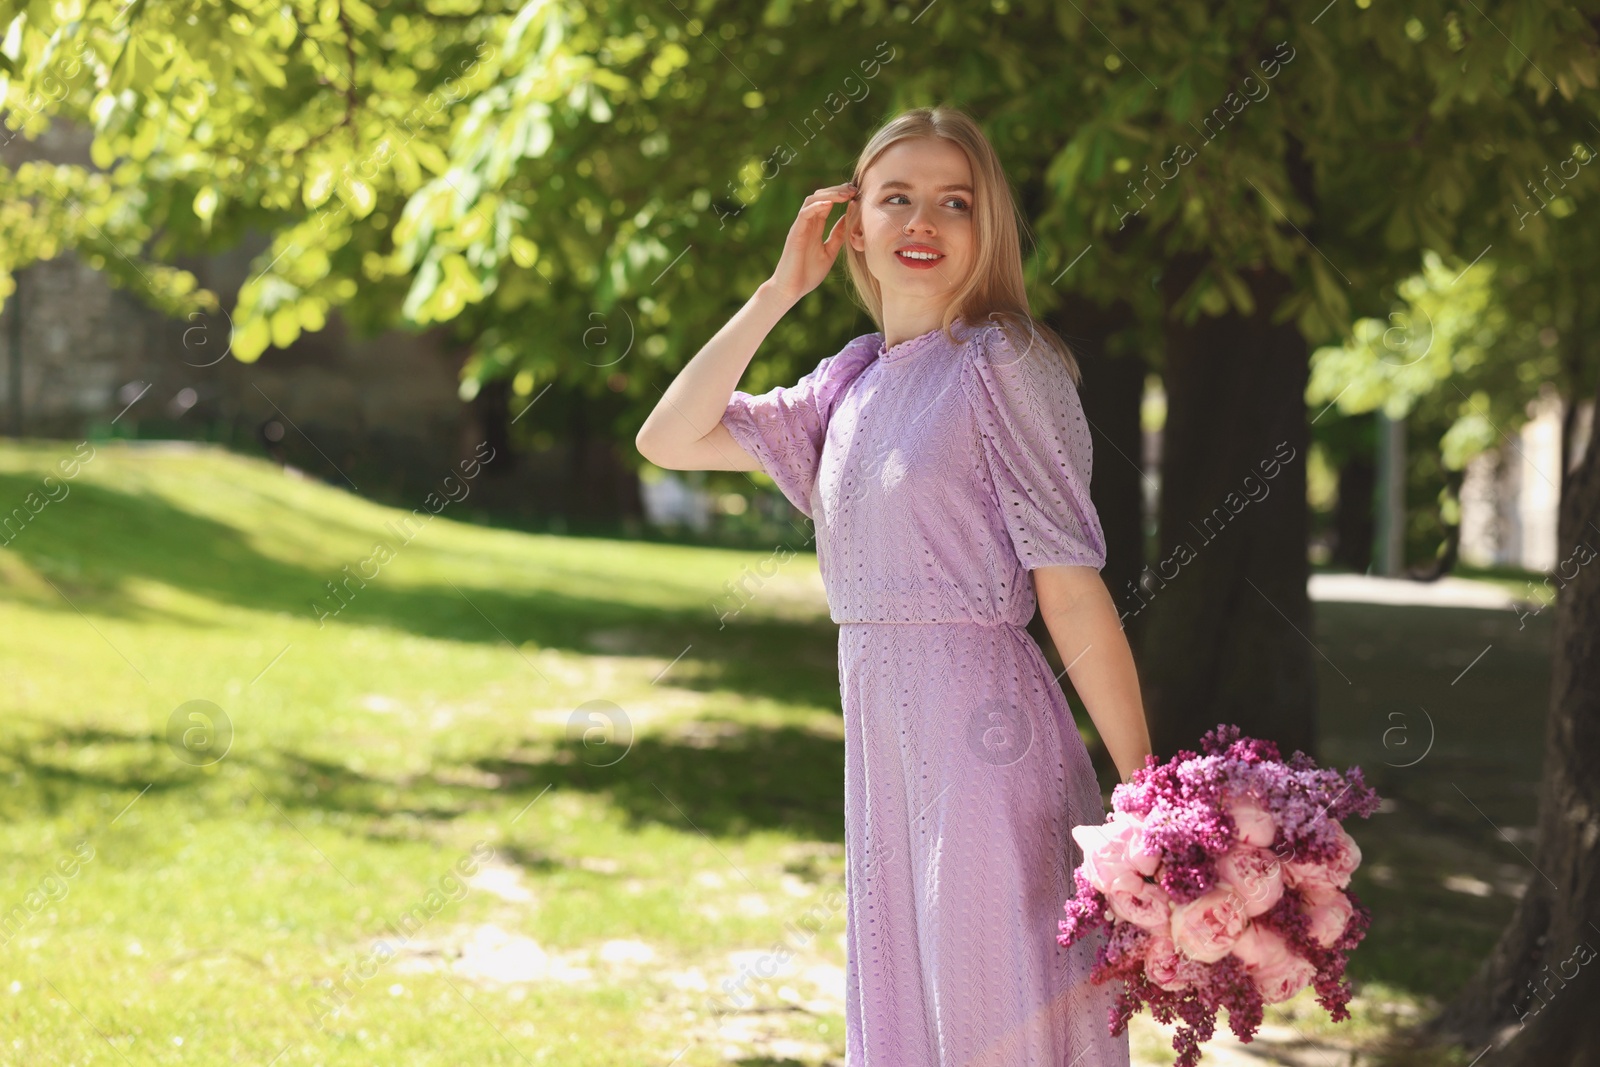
[638, 105, 1150, 1066]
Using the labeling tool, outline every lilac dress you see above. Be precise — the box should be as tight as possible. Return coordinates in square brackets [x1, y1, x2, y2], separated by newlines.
[720, 316, 1129, 1067]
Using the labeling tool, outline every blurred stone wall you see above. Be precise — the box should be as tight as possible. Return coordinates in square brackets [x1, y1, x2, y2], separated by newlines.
[1459, 384, 1594, 572]
[0, 119, 467, 494]
[0, 118, 643, 527]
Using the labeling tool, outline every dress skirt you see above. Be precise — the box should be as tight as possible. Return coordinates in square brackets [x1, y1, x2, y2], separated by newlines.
[839, 620, 1129, 1067]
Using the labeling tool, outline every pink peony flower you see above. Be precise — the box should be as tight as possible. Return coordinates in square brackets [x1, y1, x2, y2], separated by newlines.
[1143, 929, 1190, 992]
[1115, 810, 1163, 876]
[1257, 953, 1317, 1003]
[1071, 811, 1161, 893]
[1226, 793, 1278, 848]
[1170, 885, 1249, 962]
[1282, 823, 1362, 891]
[1229, 921, 1287, 970]
[1105, 868, 1174, 930]
[1301, 882, 1354, 947]
[1281, 858, 1335, 892]
[1070, 824, 1134, 894]
[1324, 824, 1362, 887]
[1229, 922, 1315, 1003]
[1216, 844, 1284, 917]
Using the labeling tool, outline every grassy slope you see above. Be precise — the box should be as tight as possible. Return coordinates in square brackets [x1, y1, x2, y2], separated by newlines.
[0, 441, 1553, 1066]
[0, 441, 854, 1066]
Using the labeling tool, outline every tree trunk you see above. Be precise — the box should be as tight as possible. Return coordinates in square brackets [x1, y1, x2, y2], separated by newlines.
[1137, 253, 1317, 761]
[1414, 372, 1600, 1065]
[1332, 421, 1376, 573]
[1045, 295, 1145, 646]
[471, 376, 515, 476]
[1407, 465, 1464, 581]
[558, 387, 646, 526]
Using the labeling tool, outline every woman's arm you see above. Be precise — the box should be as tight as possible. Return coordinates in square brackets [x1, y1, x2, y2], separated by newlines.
[635, 281, 794, 471]
[1033, 564, 1152, 784]
[635, 182, 858, 471]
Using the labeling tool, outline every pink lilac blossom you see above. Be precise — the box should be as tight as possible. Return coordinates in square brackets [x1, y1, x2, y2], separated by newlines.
[1058, 723, 1381, 1067]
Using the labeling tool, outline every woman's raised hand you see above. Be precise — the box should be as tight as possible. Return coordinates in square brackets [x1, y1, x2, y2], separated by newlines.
[766, 183, 858, 306]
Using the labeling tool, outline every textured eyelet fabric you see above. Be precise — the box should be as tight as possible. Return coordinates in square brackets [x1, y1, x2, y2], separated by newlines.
[720, 319, 1127, 1066]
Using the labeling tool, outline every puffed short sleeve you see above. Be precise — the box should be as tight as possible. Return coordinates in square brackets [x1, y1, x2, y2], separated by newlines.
[720, 335, 878, 519]
[960, 324, 1107, 571]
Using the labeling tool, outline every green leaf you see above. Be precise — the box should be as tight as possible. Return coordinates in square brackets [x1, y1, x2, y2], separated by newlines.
[232, 315, 270, 364]
[391, 144, 422, 193]
[412, 140, 449, 176]
[1216, 266, 1255, 316]
[269, 306, 301, 349]
[193, 185, 218, 226]
[1163, 64, 1194, 123]
[337, 175, 376, 219]
[1383, 204, 1416, 251]
[509, 235, 539, 268]
[242, 47, 287, 89]
[303, 161, 337, 209]
[402, 252, 443, 322]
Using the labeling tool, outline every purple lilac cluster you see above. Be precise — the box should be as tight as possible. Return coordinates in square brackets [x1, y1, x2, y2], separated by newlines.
[1057, 723, 1382, 1067]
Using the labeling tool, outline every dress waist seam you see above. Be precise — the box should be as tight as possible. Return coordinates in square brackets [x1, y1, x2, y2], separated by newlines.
[835, 619, 1027, 628]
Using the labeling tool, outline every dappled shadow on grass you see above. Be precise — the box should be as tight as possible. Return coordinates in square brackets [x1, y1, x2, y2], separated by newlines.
[0, 717, 844, 847]
[0, 719, 473, 829]
[1305, 597, 1554, 1006]
[476, 722, 846, 844]
[1330, 749, 1540, 1001]
[0, 472, 843, 713]
[0, 722, 192, 818]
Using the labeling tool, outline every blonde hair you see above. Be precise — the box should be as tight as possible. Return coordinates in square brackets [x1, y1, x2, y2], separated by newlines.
[842, 105, 1084, 385]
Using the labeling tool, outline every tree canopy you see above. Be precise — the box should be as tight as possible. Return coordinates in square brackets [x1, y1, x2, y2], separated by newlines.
[3, 0, 1595, 432]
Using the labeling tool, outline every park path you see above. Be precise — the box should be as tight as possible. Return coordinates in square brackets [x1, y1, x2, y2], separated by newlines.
[1308, 571, 1524, 609]
[1132, 1011, 1371, 1067]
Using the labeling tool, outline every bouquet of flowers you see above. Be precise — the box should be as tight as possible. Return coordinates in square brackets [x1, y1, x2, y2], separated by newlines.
[1058, 723, 1381, 1067]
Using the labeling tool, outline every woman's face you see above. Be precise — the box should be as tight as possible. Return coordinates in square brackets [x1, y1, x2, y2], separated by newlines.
[848, 136, 975, 304]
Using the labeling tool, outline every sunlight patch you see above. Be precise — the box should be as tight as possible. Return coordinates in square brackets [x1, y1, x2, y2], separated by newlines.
[467, 862, 533, 903]
[1442, 873, 1494, 897]
[389, 923, 590, 983]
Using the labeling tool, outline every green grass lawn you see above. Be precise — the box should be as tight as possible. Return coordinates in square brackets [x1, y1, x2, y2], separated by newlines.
[0, 439, 1553, 1066]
